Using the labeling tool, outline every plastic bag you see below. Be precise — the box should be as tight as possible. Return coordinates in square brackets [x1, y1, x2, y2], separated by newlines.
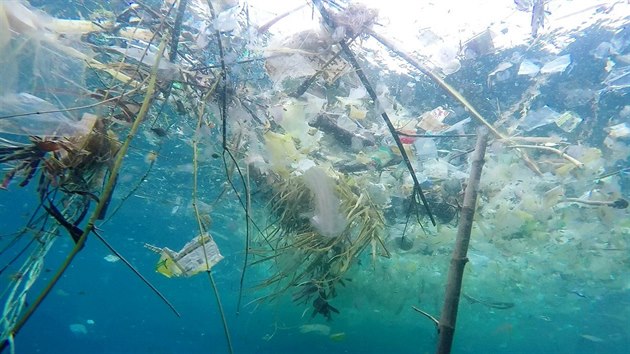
[0, 93, 93, 137]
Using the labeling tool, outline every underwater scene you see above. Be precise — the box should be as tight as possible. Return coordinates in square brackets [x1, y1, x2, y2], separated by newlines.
[0, 0, 629, 353]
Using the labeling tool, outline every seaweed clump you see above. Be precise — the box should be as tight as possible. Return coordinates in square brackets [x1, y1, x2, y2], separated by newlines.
[251, 166, 389, 320]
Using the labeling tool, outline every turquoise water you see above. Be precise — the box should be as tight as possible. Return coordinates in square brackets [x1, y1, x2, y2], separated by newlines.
[1, 1, 629, 353]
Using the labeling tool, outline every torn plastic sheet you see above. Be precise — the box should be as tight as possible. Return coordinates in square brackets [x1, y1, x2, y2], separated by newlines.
[0, 93, 94, 137]
[519, 105, 561, 131]
[518, 59, 540, 76]
[603, 65, 630, 92]
[540, 54, 571, 74]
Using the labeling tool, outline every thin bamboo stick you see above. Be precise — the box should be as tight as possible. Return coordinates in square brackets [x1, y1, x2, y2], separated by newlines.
[436, 129, 488, 354]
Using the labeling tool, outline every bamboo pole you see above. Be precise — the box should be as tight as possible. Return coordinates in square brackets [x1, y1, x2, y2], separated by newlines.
[436, 129, 488, 354]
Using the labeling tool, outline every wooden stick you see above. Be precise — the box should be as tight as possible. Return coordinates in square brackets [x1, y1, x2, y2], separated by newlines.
[412, 306, 439, 329]
[257, 4, 307, 34]
[436, 129, 488, 354]
[508, 144, 584, 168]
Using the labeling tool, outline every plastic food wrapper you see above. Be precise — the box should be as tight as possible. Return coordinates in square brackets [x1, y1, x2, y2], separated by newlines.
[554, 111, 582, 132]
[144, 234, 224, 278]
[416, 106, 451, 132]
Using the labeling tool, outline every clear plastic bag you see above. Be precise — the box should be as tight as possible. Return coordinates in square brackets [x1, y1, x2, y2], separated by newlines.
[0, 93, 92, 137]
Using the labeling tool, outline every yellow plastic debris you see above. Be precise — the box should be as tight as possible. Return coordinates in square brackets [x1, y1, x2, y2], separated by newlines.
[144, 234, 223, 278]
[349, 105, 367, 120]
[329, 332, 346, 342]
[554, 111, 582, 132]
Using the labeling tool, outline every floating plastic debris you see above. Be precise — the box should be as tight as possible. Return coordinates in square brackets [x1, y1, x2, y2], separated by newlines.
[2, 1, 630, 351]
[302, 166, 347, 238]
[554, 111, 582, 132]
[462, 29, 495, 59]
[416, 106, 451, 132]
[518, 59, 540, 76]
[213, 4, 242, 32]
[580, 334, 604, 343]
[329, 332, 346, 341]
[432, 45, 461, 75]
[540, 54, 571, 74]
[488, 61, 513, 79]
[603, 65, 630, 91]
[414, 139, 438, 162]
[299, 324, 331, 335]
[444, 117, 471, 134]
[424, 159, 449, 180]
[107, 46, 178, 76]
[519, 105, 560, 131]
[592, 42, 613, 59]
[607, 123, 630, 139]
[348, 105, 367, 120]
[103, 254, 120, 263]
[144, 234, 223, 278]
[69, 323, 87, 335]
[0, 93, 95, 137]
[487, 61, 513, 87]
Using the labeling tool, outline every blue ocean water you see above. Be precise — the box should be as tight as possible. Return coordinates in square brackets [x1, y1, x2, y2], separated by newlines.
[1, 1, 630, 353]
[2, 150, 628, 353]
